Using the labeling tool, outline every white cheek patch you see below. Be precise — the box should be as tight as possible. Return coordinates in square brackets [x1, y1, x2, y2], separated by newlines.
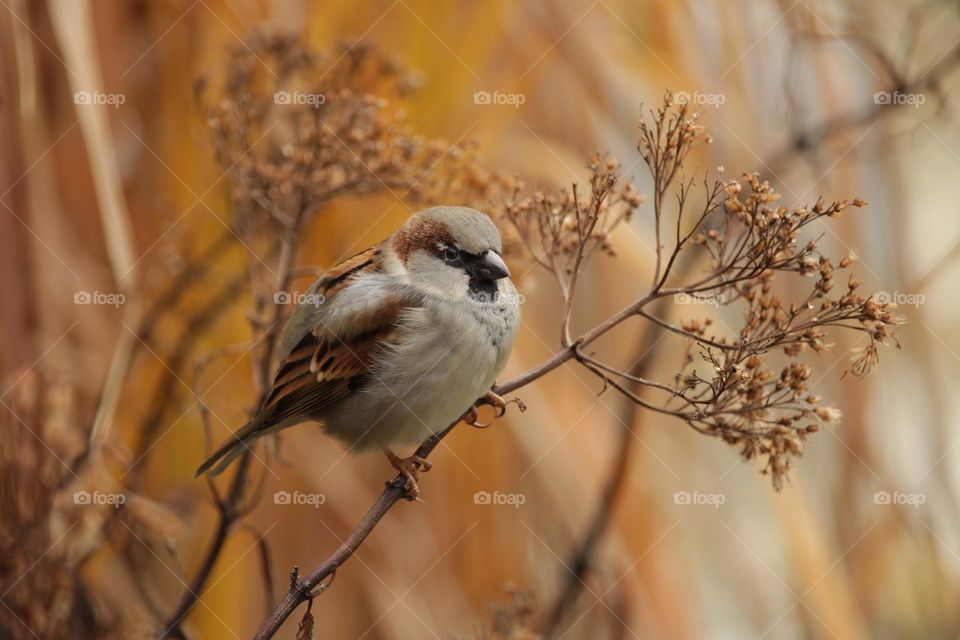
[405, 252, 470, 297]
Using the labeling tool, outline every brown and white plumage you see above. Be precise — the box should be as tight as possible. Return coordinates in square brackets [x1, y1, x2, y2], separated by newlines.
[195, 206, 519, 480]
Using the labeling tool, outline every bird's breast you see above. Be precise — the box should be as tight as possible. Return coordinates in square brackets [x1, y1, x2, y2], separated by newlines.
[355, 295, 517, 445]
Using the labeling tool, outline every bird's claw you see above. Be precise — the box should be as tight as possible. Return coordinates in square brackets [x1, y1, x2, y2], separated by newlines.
[385, 450, 432, 501]
[463, 391, 508, 428]
[479, 390, 508, 417]
[463, 405, 480, 426]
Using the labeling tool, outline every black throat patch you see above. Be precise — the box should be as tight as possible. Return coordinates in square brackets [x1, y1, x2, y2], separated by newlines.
[467, 277, 498, 302]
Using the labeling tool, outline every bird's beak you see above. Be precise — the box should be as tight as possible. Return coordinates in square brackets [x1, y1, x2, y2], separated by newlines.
[476, 251, 511, 280]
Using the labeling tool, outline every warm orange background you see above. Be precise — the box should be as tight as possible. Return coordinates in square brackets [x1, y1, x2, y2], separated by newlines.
[2, 1, 958, 639]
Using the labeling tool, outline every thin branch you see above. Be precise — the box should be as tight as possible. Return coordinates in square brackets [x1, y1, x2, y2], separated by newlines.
[540, 289, 678, 637]
[132, 270, 250, 469]
[764, 37, 960, 177]
[137, 229, 235, 346]
[251, 297, 658, 639]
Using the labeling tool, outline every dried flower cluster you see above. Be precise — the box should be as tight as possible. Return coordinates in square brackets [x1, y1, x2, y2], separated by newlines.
[0, 14, 924, 640]
[0, 372, 94, 639]
[500, 92, 902, 490]
[503, 157, 642, 265]
[0, 371, 183, 638]
[637, 93, 711, 287]
[198, 31, 491, 239]
[191, 32, 505, 390]
[501, 156, 642, 344]
[673, 176, 903, 487]
[169, 71, 905, 635]
[483, 585, 540, 640]
[163, 32, 513, 638]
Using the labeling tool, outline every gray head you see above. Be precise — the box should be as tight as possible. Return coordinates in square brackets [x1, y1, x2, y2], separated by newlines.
[391, 206, 511, 300]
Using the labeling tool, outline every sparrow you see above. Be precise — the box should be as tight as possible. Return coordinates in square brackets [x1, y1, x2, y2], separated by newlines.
[195, 206, 520, 497]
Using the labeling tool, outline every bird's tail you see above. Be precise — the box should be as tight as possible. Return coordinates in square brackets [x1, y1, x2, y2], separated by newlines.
[194, 416, 266, 478]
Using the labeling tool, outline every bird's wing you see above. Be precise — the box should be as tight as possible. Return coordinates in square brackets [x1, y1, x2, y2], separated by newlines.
[258, 245, 419, 428]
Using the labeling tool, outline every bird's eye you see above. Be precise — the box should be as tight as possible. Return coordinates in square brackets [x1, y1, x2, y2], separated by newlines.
[439, 246, 460, 263]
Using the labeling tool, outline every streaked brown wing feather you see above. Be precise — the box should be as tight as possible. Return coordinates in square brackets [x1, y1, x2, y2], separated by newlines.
[314, 246, 381, 298]
[256, 246, 411, 429]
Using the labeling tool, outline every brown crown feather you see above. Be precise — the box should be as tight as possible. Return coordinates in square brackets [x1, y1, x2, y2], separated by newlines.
[392, 217, 455, 264]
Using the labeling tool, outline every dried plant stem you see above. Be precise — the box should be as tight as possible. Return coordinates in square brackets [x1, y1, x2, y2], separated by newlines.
[161, 452, 254, 640]
[156, 32, 499, 632]
[507, 293, 658, 388]
[162, 199, 310, 637]
[132, 270, 250, 465]
[543, 422, 634, 638]
[252, 93, 902, 637]
[252, 290, 668, 639]
[50, 0, 141, 449]
[252, 468, 412, 640]
[140, 76, 902, 637]
[541, 284, 681, 637]
[137, 229, 236, 346]
[765, 39, 960, 176]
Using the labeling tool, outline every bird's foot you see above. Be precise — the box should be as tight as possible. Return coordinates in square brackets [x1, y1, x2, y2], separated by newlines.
[385, 449, 432, 501]
[463, 390, 508, 428]
[479, 390, 508, 415]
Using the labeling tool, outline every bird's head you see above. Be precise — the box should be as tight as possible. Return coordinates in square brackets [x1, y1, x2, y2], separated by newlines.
[391, 206, 511, 301]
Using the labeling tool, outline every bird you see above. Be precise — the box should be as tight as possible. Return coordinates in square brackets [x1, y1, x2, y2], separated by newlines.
[195, 206, 520, 497]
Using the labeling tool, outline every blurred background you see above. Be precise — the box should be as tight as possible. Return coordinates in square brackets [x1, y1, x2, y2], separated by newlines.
[2, 0, 959, 638]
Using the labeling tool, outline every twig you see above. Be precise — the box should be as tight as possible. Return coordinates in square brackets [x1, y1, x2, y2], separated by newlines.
[162, 191, 306, 637]
[540, 282, 682, 638]
[155, 33, 481, 635]
[240, 523, 277, 617]
[137, 229, 236, 346]
[132, 270, 250, 468]
[50, 0, 142, 450]
[252, 92, 904, 637]
[764, 38, 960, 177]
[251, 288, 668, 638]
[160, 452, 254, 639]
